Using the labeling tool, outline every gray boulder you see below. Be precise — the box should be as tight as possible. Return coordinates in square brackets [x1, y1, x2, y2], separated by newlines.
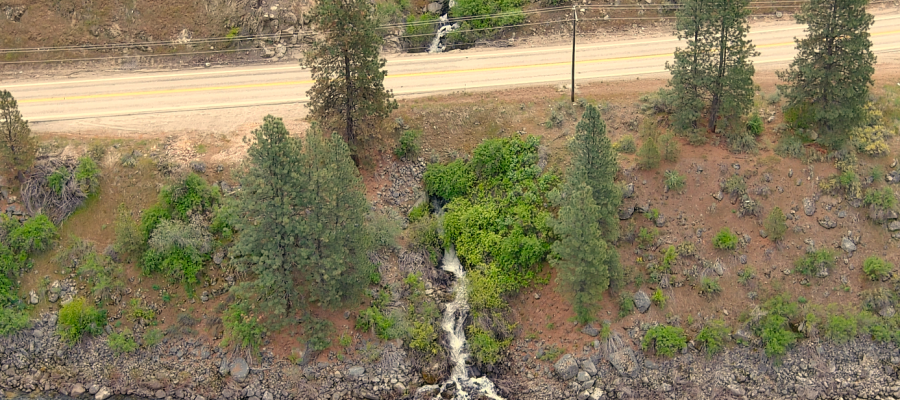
[95, 387, 112, 400]
[633, 291, 650, 313]
[581, 323, 599, 337]
[70, 384, 86, 397]
[607, 347, 640, 378]
[622, 183, 635, 198]
[581, 359, 597, 376]
[618, 205, 635, 220]
[230, 356, 250, 382]
[817, 217, 837, 229]
[577, 370, 591, 382]
[347, 366, 365, 377]
[713, 259, 725, 276]
[426, 2, 442, 13]
[889, 220, 900, 232]
[554, 354, 579, 381]
[803, 198, 816, 216]
[841, 237, 857, 253]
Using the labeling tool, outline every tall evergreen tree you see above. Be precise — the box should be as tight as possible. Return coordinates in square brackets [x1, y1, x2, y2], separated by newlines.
[566, 105, 621, 242]
[777, 0, 875, 148]
[231, 116, 374, 318]
[667, 0, 758, 133]
[299, 126, 374, 307]
[305, 0, 398, 148]
[231, 116, 307, 318]
[0, 90, 37, 180]
[551, 184, 620, 323]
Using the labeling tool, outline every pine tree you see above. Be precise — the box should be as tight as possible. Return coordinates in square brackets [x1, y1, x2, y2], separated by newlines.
[0, 90, 37, 180]
[305, 0, 398, 148]
[551, 184, 620, 323]
[300, 126, 374, 307]
[231, 116, 307, 318]
[667, 0, 758, 133]
[777, 0, 875, 148]
[565, 105, 621, 242]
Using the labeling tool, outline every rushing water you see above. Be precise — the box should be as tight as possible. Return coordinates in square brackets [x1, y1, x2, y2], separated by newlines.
[427, 1, 459, 53]
[417, 246, 503, 400]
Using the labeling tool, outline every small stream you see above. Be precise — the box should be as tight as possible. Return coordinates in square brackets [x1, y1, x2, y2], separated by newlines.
[418, 246, 504, 400]
[427, 1, 459, 53]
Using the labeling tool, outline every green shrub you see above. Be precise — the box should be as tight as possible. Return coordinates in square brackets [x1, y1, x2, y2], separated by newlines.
[143, 219, 211, 287]
[746, 114, 764, 136]
[863, 256, 893, 281]
[758, 314, 796, 357]
[763, 207, 788, 241]
[700, 277, 722, 295]
[143, 328, 164, 347]
[726, 130, 759, 154]
[356, 305, 399, 340]
[161, 173, 220, 220]
[409, 321, 439, 356]
[113, 204, 143, 259]
[765, 91, 782, 105]
[738, 267, 755, 285]
[108, 329, 138, 355]
[825, 314, 858, 344]
[466, 325, 509, 365]
[713, 228, 738, 250]
[664, 170, 686, 192]
[445, 0, 525, 46]
[794, 249, 835, 277]
[637, 136, 661, 170]
[538, 345, 565, 361]
[7, 214, 57, 255]
[222, 302, 265, 351]
[696, 319, 729, 355]
[127, 298, 156, 322]
[651, 288, 667, 309]
[850, 103, 891, 156]
[722, 174, 746, 197]
[47, 166, 70, 195]
[139, 202, 170, 242]
[423, 159, 474, 200]
[618, 292, 634, 319]
[408, 202, 431, 223]
[394, 129, 422, 159]
[639, 88, 677, 115]
[775, 135, 805, 159]
[75, 156, 101, 195]
[637, 227, 658, 249]
[641, 325, 686, 357]
[615, 135, 637, 154]
[408, 214, 442, 264]
[76, 250, 124, 303]
[57, 297, 107, 346]
[367, 211, 401, 250]
[864, 187, 896, 209]
[303, 315, 335, 351]
[0, 307, 30, 336]
[658, 132, 679, 162]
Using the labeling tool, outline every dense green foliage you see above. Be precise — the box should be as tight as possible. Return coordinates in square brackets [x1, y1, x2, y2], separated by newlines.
[795, 249, 835, 277]
[664, 170, 686, 193]
[777, 0, 875, 148]
[306, 0, 397, 145]
[0, 90, 37, 176]
[161, 173, 221, 221]
[108, 329, 139, 355]
[231, 117, 375, 320]
[58, 297, 107, 346]
[864, 186, 896, 209]
[696, 319, 729, 355]
[764, 207, 788, 241]
[447, 0, 525, 46]
[423, 159, 474, 200]
[615, 135, 637, 154]
[75, 156, 101, 195]
[863, 256, 893, 281]
[666, 0, 758, 133]
[637, 135, 661, 170]
[6, 214, 57, 254]
[222, 302, 266, 352]
[641, 325, 687, 357]
[825, 313, 858, 344]
[394, 129, 422, 159]
[713, 227, 738, 250]
[754, 294, 799, 357]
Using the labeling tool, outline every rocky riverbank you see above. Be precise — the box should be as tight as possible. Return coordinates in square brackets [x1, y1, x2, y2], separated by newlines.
[6, 308, 900, 400]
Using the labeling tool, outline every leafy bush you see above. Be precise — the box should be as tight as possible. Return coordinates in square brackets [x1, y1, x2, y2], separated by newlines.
[864, 187, 896, 209]
[639, 88, 677, 115]
[394, 129, 422, 159]
[58, 298, 107, 346]
[139, 203, 170, 242]
[850, 103, 891, 156]
[367, 211, 401, 250]
[863, 256, 893, 281]
[713, 228, 738, 250]
[795, 249, 835, 277]
[7, 214, 57, 255]
[775, 134, 805, 159]
[637, 136, 661, 170]
[658, 132, 679, 162]
[0, 307, 30, 336]
[466, 325, 509, 365]
[758, 314, 796, 357]
[722, 175, 746, 197]
[222, 302, 265, 351]
[408, 202, 431, 223]
[618, 292, 634, 318]
[303, 315, 335, 352]
[651, 288, 667, 309]
[423, 159, 474, 200]
[108, 329, 138, 355]
[75, 156, 101, 195]
[641, 325, 686, 357]
[664, 170, 686, 193]
[47, 166, 69, 195]
[76, 250, 124, 303]
[637, 227, 658, 249]
[825, 314, 858, 344]
[738, 267, 755, 285]
[696, 319, 729, 355]
[161, 173, 220, 220]
[143, 219, 211, 287]
[615, 135, 637, 154]
[446, 0, 525, 46]
[407, 214, 442, 264]
[143, 328, 163, 347]
[700, 277, 722, 295]
[764, 207, 788, 241]
[746, 114, 764, 136]
[765, 91, 782, 105]
[113, 204, 143, 259]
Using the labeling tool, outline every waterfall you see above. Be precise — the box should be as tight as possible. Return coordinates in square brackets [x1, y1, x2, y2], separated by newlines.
[427, 1, 459, 53]
[417, 246, 504, 400]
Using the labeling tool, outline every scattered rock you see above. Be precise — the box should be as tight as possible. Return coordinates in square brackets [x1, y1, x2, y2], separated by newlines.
[71, 384, 86, 397]
[554, 354, 579, 381]
[622, 183, 635, 198]
[817, 217, 837, 229]
[347, 366, 365, 378]
[230, 357, 250, 382]
[889, 220, 900, 232]
[654, 215, 666, 228]
[712, 191, 723, 201]
[581, 359, 597, 376]
[577, 370, 591, 382]
[95, 386, 112, 400]
[633, 291, 650, 313]
[803, 198, 816, 216]
[841, 237, 857, 253]
[581, 323, 599, 337]
[190, 161, 206, 173]
[713, 259, 725, 276]
[2, 5, 26, 22]
[759, 229, 768, 238]
[29, 290, 38, 305]
[618, 205, 635, 220]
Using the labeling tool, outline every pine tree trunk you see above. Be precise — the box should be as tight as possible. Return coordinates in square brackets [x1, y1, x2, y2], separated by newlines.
[708, 12, 728, 132]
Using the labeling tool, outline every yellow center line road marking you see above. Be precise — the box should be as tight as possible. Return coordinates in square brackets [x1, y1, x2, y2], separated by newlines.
[20, 29, 900, 105]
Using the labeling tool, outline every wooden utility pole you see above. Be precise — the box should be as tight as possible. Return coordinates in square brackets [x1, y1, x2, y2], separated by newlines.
[571, 5, 577, 103]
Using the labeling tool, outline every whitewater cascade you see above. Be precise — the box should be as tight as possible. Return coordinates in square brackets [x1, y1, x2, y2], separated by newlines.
[416, 246, 504, 399]
[427, 1, 459, 53]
